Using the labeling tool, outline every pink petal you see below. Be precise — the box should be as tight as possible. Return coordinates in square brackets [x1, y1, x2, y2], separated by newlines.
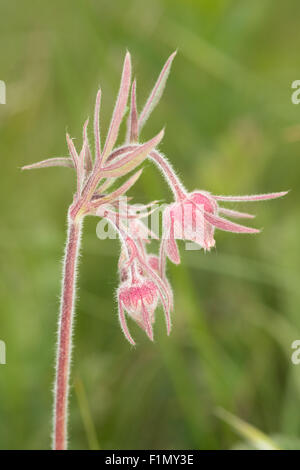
[159, 239, 167, 279]
[125, 241, 172, 336]
[137, 253, 172, 315]
[165, 278, 174, 314]
[145, 271, 172, 336]
[213, 191, 288, 202]
[141, 301, 153, 341]
[165, 215, 181, 264]
[118, 299, 135, 346]
[204, 211, 260, 233]
[138, 51, 177, 132]
[102, 52, 132, 162]
[156, 252, 174, 335]
[158, 286, 172, 336]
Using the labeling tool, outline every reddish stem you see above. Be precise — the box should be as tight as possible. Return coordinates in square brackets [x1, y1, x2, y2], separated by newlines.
[106, 145, 186, 201]
[149, 150, 186, 201]
[53, 214, 82, 450]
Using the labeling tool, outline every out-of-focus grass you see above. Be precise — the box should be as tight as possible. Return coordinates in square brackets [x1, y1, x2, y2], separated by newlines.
[0, 0, 300, 449]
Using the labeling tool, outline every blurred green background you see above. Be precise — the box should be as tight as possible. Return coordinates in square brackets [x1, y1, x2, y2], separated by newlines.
[0, 0, 299, 450]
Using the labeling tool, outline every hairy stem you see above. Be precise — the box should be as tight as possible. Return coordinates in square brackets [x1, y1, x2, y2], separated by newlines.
[106, 144, 186, 201]
[149, 150, 186, 201]
[53, 212, 83, 450]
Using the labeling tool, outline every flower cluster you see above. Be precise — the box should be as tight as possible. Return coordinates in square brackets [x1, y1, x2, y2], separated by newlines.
[23, 52, 288, 345]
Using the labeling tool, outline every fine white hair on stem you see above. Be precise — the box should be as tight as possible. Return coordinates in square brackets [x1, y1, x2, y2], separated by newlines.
[149, 150, 187, 201]
[52, 215, 83, 450]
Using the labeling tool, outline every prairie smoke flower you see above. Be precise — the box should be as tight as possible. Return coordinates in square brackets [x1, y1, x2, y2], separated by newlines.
[21, 48, 288, 449]
[109, 213, 172, 345]
[23, 48, 288, 346]
[118, 274, 159, 344]
[161, 189, 288, 264]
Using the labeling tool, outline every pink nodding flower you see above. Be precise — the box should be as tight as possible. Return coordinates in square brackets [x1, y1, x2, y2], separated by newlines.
[118, 276, 159, 345]
[103, 208, 172, 345]
[161, 188, 288, 264]
[117, 237, 172, 345]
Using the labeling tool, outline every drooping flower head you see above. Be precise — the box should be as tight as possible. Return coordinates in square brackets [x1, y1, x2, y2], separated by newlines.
[105, 210, 172, 345]
[161, 189, 288, 265]
[118, 273, 159, 344]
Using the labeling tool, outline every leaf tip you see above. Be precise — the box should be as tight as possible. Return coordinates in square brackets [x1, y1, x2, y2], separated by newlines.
[83, 118, 89, 135]
[170, 49, 178, 60]
[124, 50, 132, 68]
